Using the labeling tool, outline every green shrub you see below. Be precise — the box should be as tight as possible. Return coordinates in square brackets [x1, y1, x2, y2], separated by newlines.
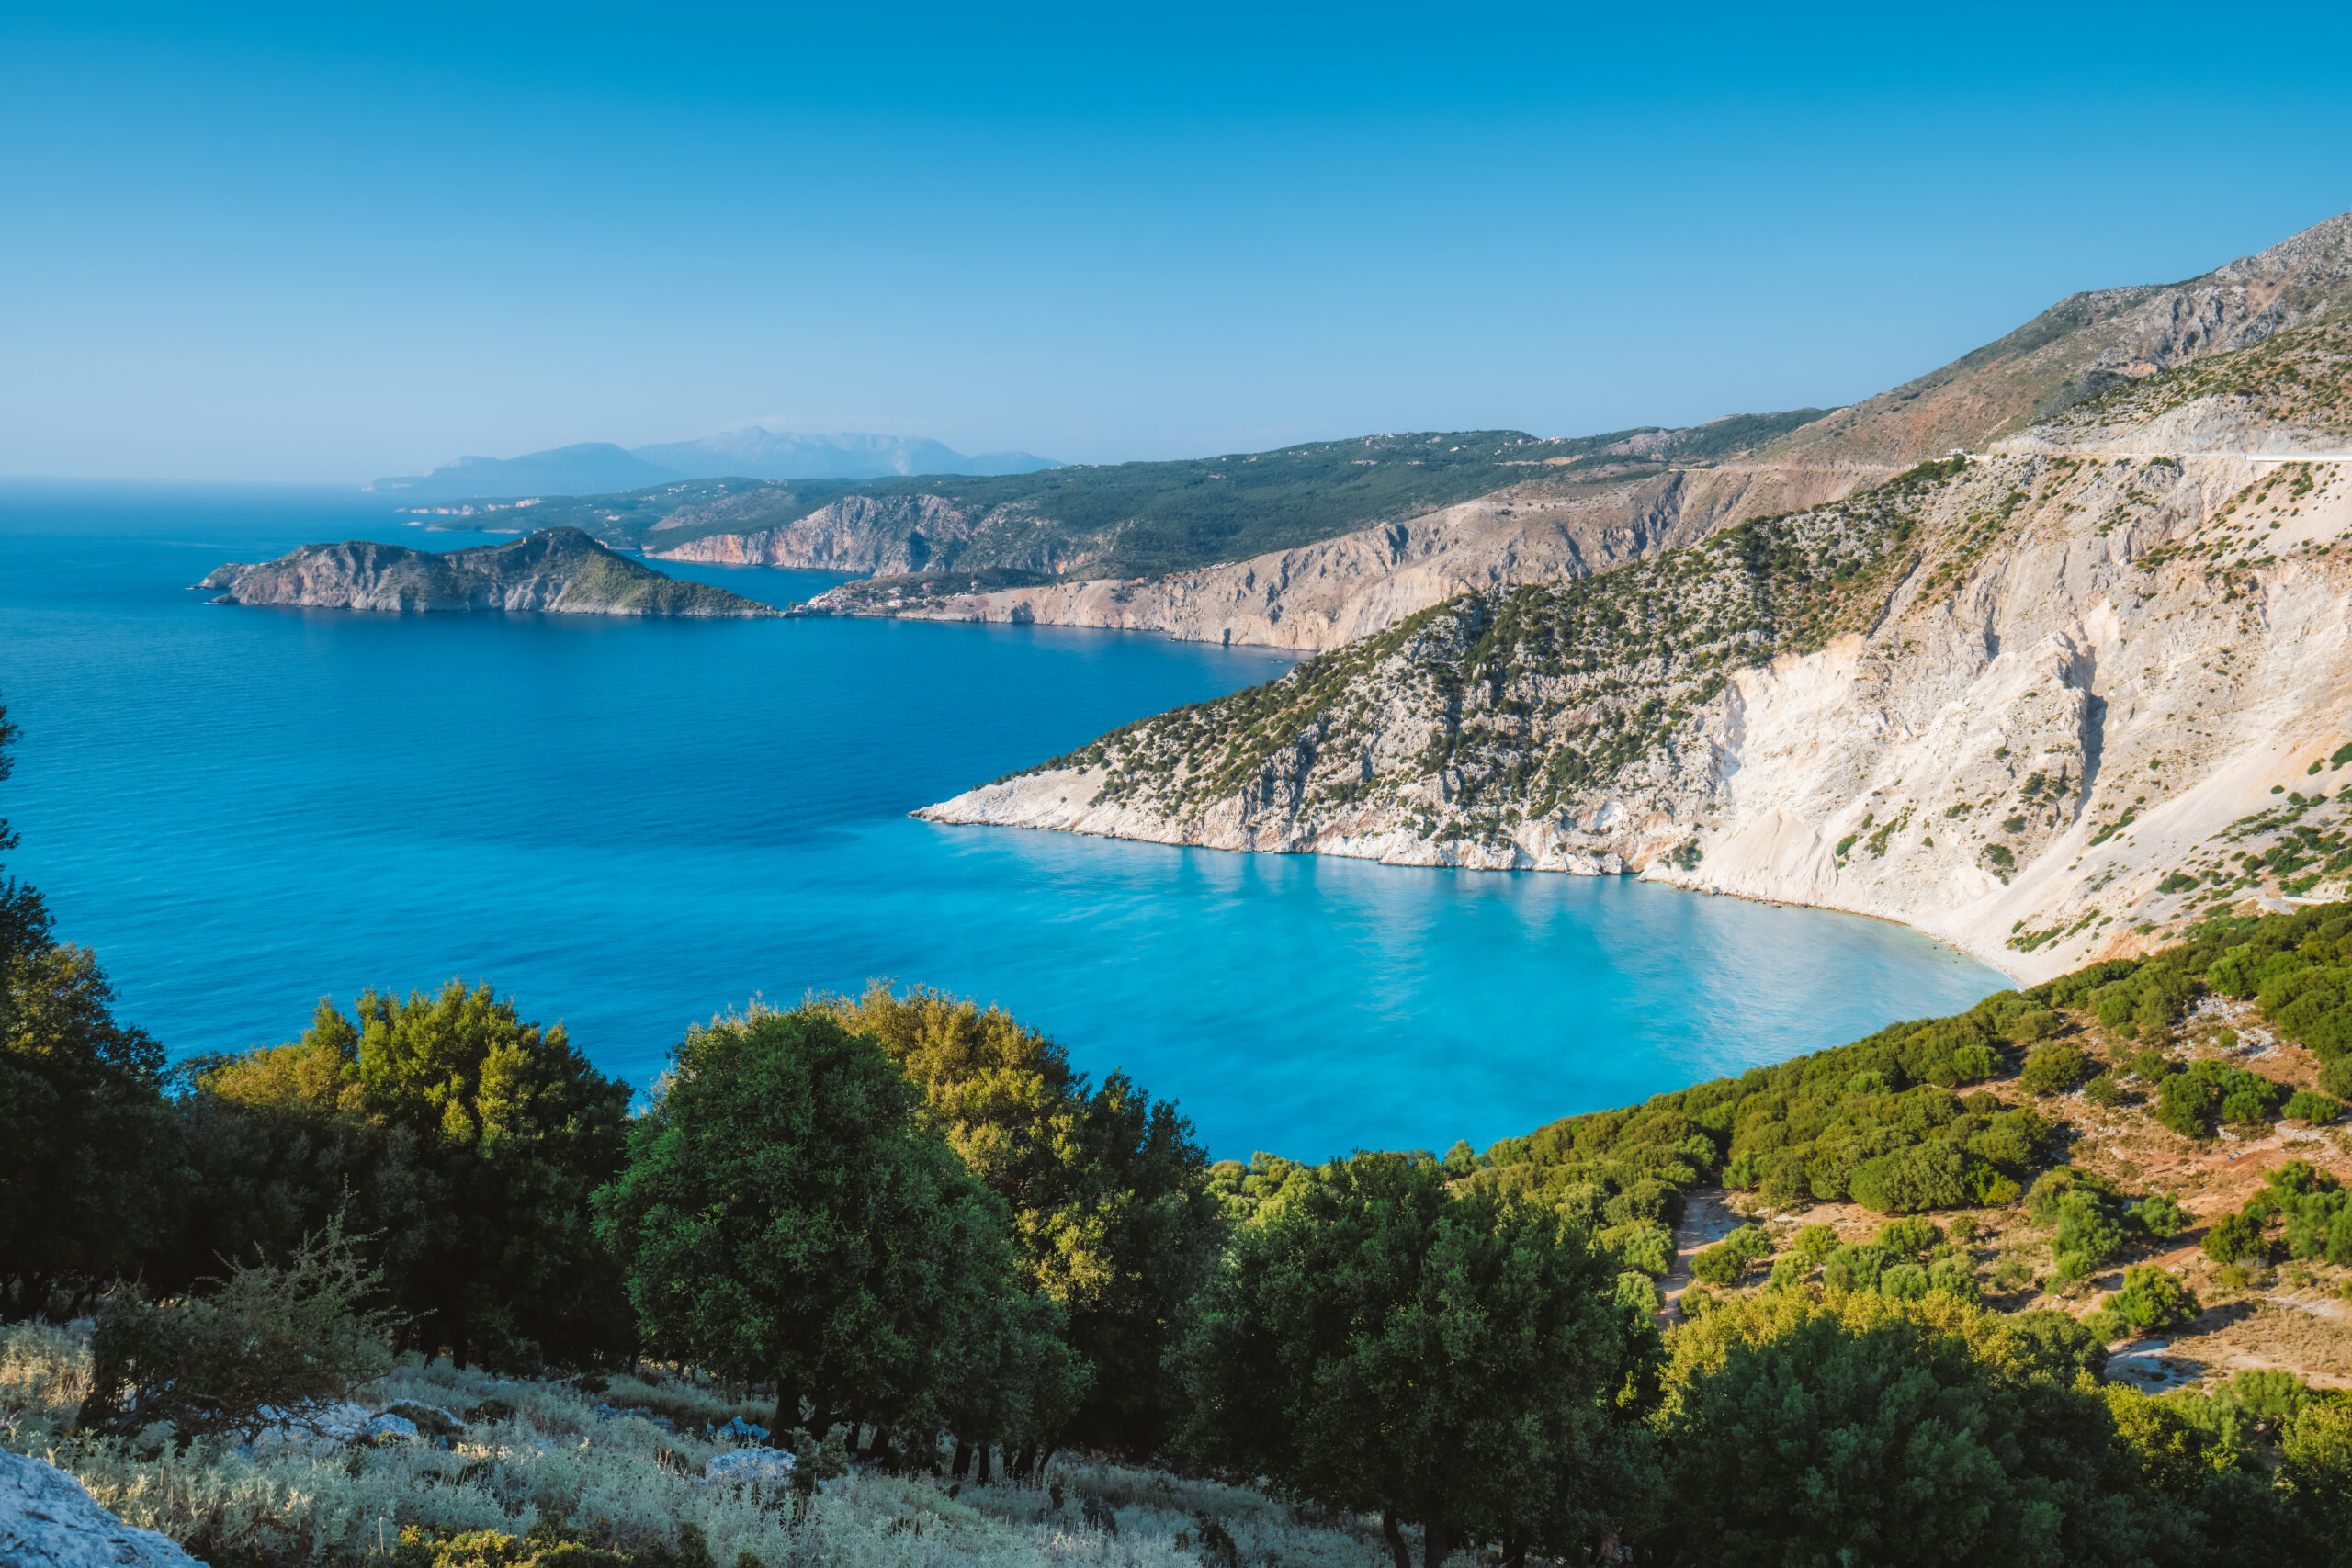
[2007, 1010, 2062, 1043]
[2132, 1193, 2191, 1240]
[2322, 1057, 2352, 1100]
[1690, 1224, 1772, 1286]
[1877, 1263, 1930, 1301]
[2202, 1213, 2266, 1264]
[2109, 1265, 2199, 1331]
[1792, 1224, 1840, 1267]
[2129, 1049, 2173, 1082]
[1602, 1222, 1676, 1278]
[2283, 1089, 2342, 1123]
[1822, 1244, 1892, 1295]
[74, 1214, 394, 1442]
[1872, 1216, 1942, 1257]
[2019, 1043, 2088, 1095]
[1948, 1043, 2001, 1084]
[2084, 1073, 2126, 1107]
[1925, 1257, 1981, 1303]
[1849, 1145, 1974, 1213]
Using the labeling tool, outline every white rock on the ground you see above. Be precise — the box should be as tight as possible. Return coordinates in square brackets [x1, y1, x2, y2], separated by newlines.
[704, 1447, 794, 1485]
[1, 1449, 205, 1567]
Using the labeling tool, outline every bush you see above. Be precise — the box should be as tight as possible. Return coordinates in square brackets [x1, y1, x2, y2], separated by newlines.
[2133, 1193, 2191, 1240]
[1849, 1144, 1974, 1213]
[74, 1214, 395, 1441]
[2019, 1043, 2088, 1095]
[1822, 1244, 1891, 1295]
[2084, 1073, 2126, 1108]
[1925, 1257, 1980, 1303]
[1877, 1263, 1929, 1301]
[2322, 1056, 2352, 1100]
[1690, 1225, 1771, 1287]
[2109, 1266, 2199, 1331]
[2283, 1089, 2342, 1123]
[2202, 1213, 2266, 1264]
[1949, 1043, 2001, 1084]
[2006, 1010, 2061, 1043]
[1602, 1222, 1675, 1278]
[2129, 1049, 2172, 1082]
[1873, 1216, 1942, 1257]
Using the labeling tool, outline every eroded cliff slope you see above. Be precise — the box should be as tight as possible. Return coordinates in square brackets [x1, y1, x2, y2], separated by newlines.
[199, 527, 775, 617]
[922, 312, 2352, 979]
[812, 212, 2352, 652]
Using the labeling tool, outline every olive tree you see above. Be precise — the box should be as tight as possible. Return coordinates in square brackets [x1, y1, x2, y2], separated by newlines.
[594, 1003, 1082, 1452]
[1170, 1152, 1657, 1566]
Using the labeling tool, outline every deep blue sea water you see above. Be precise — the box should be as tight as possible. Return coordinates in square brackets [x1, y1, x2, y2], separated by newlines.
[0, 483, 2008, 1160]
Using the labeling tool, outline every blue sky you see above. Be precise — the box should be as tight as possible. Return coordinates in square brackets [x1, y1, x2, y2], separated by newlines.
[5, 2, 2349, 480]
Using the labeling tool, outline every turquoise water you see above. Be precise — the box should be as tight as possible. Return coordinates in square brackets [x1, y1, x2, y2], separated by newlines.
[0, 483, 2007, 1160]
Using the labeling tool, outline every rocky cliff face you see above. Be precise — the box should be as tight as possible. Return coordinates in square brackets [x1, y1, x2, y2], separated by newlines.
[796, 459, 1884, 650]
[922, 310, 2352, 980]
[752, 213, 2352, 655]
[200, 527, 775, 617]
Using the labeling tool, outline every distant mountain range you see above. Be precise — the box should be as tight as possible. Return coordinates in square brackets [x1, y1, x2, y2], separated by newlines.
[365, 428, 1059, 500]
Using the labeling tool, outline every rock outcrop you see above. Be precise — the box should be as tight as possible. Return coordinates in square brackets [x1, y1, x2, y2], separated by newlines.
[200, 527, 775, 617]
[797, 460, 1883, 651]
[922, 310, 2352, 981]
[1, 1450, 204, 1568]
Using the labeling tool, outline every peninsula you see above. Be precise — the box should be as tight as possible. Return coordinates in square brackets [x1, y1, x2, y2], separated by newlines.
[920, 212, 2352, 984]
[198, 526, 775, 617]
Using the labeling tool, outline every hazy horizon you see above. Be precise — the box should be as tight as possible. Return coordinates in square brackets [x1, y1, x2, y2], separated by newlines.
[6, 0, 2350, 483]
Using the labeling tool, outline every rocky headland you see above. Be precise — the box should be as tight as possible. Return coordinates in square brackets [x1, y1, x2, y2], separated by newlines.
[702, 214, 2352, 655]
[199, 527, 775, 617]
[921, 242, 2352, 983]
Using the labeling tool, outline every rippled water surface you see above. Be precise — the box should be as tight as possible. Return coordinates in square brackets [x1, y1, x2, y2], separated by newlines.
[0, 483, 2007, 1159]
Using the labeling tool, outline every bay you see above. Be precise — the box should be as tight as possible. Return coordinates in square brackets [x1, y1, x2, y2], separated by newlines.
[0, 482, 2007, 1161]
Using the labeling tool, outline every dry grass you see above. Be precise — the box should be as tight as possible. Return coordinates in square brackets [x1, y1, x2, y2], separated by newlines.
[0, 1326, 1385, 1568]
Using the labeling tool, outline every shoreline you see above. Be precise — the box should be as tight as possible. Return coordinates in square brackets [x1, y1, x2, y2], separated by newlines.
[911, 810, 2027, 986]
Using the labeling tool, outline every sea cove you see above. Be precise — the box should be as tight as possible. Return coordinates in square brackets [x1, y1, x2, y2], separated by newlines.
[0, 484, 2006, 1159]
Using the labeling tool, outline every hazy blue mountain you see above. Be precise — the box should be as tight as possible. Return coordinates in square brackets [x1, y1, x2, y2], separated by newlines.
[366, 443, 684, 499]
[368, 428, 1059, 499]
[633, 427, 1058, 481]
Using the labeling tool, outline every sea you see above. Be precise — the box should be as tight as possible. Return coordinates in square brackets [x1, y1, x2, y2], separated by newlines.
[0, 482, 2008, 1161]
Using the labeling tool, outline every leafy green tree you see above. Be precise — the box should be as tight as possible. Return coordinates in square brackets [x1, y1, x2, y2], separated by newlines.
[2202, 1212, 2265, 1265]
[594, 1003, 1080, 1449]
[0, 701, 51, 963]
[1171, 1153, 1657, 1565]
[0, 697, 172, 1320]
[1656, 1291, 2181, 1566]
[2107, 1266, 2198, 1332]
[2019, 1042, 2088, 1095]
[2132, 1192, 2191, 1240]
[819, 984, 1223, 1457]
[0, 942, 167, 1318]
[184, 983, 631, 1367]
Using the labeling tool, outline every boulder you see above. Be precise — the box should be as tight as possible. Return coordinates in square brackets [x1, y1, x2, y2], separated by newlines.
[703, 1447, 795, 1486]
[1, 1449, 206, 1567]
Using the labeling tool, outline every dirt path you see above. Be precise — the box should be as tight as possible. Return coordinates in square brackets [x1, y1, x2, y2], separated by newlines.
[1659, 1189, 1742, 1322]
